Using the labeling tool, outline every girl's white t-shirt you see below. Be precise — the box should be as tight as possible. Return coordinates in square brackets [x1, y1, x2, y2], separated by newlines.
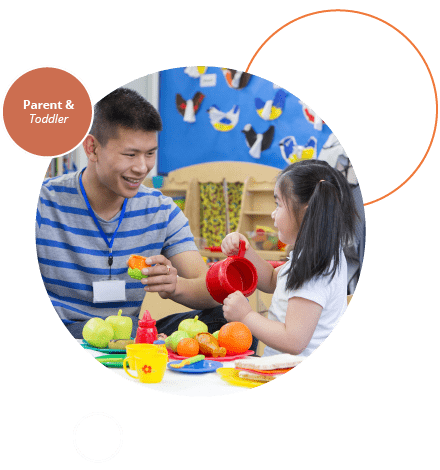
[263, 251, 348, 357]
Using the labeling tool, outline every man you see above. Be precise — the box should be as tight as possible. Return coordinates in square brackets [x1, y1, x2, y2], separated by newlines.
[36, 87, 231, 341]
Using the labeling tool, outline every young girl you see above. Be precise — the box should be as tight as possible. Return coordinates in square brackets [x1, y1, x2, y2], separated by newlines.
[221, 160, 359, 357]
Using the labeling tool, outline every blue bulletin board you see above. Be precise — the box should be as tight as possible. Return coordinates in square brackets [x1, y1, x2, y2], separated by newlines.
[157, 66, 333, 175]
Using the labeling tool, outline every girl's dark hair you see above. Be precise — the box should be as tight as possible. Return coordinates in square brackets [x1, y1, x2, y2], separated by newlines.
[90, 87, 163, 146]
[277, 160, 359, 290]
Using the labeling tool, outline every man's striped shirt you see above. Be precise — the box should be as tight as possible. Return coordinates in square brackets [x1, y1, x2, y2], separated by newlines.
[36, 171, 197, 324]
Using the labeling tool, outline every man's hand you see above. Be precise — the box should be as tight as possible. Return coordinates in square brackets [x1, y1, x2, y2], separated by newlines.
[139, 255, 177, 299]
[222, 291, 253, 322]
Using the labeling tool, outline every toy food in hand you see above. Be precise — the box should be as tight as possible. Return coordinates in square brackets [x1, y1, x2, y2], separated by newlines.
[108, 339, 135, 350]
[218, 322, 252, 354]
[105, 309, 133, 339]
[178, 315, 208, 338]
[127, 255, 151, 280]
[83, 318, 114, 349]
[165, 330, 191, 352]
[195, 332, 227, 357]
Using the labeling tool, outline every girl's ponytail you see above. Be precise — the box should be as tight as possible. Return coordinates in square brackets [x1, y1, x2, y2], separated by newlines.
[277, 160, 359, 291]
[287, 180, 344, 290]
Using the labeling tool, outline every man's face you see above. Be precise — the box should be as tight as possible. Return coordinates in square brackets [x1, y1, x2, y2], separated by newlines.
[94, 127, 158, 199]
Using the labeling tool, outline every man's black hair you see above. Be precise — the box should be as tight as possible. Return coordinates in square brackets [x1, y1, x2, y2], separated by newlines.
[90, 87, 162, 146]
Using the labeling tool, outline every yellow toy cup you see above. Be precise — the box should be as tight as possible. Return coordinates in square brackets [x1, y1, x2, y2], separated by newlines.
[125, 343, 158, 370]
[123, 349, 168, 384]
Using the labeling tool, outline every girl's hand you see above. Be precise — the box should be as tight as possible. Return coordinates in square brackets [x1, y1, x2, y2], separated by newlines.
[221, 232, 250, 257]
[223, 291, 253, 322]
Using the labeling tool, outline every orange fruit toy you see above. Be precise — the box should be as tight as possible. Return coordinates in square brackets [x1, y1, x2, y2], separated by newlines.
[127, 255, 151, 280]
[176, 338, 200, 357]
[218, 322, 253, 354]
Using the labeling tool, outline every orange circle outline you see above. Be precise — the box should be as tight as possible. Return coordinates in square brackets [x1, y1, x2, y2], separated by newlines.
[245, 9, 438, 206]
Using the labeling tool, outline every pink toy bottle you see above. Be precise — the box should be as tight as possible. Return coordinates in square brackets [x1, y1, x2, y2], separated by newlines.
[135, 310, 158, 344]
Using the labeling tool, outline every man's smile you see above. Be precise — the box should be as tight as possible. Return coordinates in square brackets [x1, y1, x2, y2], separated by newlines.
[122, 176, 143, 188]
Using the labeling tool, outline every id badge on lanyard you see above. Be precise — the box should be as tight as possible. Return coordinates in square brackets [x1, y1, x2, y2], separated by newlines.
[79, 171, 128, 303]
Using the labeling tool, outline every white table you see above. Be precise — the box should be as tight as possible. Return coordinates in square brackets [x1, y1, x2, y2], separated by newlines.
[79, 340, 259, 396]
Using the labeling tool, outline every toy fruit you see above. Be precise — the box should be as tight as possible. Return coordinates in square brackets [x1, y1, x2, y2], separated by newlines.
[83, 318, 115, 349]
[212, 330, 220, 340]
[165, 330, 191, 352]
[127, 254, 151, 280]
[108, 339, 134, 350]
[218, 322, 253, 354]
[105, 309, 133, 340]
[178, 315, 208, 338]
[176, 338, 200, 357]
[195, 332, 227, 357]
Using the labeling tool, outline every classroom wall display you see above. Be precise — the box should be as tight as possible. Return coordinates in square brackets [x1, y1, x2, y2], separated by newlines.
[158, 66, 333, 175]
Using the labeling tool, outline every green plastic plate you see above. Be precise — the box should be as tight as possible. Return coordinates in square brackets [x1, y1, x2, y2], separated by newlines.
[95, 354, 127, 368]
[81, 339, 133, 354]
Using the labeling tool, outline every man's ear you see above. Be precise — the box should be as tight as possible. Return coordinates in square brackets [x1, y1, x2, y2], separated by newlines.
[83, 135, 99, 162]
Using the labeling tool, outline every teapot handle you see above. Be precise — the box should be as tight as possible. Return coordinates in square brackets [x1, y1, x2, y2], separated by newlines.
[238, 240, 246, 258]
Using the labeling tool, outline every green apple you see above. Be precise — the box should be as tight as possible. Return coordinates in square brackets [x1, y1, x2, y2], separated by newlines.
[165, 330, 190, 352]
[83, 318, 114, 348]
[212, 330, 220, 340]
[178, 315, 208, 338]
[105, 309, 133, 340]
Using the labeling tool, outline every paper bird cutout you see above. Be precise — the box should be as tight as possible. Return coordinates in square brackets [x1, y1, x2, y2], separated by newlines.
[242, 124, 275, 159]
[279, 136, 317, 164]
[299, 101, 324, 131]
[207, 105, 240, 131]
[176, 92, 205, 123]
[184, 66, 208, 78]
[222, 68, 252, 89]
[255, 89, 287, 120]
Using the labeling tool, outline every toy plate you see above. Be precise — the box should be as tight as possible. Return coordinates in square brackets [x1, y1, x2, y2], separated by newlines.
[95, 354, 127, 368]
[216, 368, 264, 388]
[81, 339, 133, 353]
[167, 360, 223, 374]
[166, 349, 254, 362]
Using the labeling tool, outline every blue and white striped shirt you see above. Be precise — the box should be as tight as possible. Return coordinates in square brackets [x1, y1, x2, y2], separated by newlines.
[36, 171, 198, 324]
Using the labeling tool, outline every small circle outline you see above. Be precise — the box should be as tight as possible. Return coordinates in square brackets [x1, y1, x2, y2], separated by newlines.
[73, 411, 124, 463]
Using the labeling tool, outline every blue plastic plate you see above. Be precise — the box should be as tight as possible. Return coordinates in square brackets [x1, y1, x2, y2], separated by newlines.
[167, 360, 223, 374]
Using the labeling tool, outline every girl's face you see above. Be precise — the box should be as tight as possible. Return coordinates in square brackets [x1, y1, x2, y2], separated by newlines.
[272, 183, 304, 245]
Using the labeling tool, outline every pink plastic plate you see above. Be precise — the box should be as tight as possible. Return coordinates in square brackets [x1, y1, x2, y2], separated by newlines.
[167, 349, 254, 362]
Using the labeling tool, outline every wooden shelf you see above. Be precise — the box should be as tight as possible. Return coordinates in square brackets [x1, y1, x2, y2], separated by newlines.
[237, 175, 280, 252]
[246, 187, 274, 193]
[199, 249, 227, 260]
[143, 175, 200, 237]
[143, 162, 282, 254]
[243, 211, 274, 216]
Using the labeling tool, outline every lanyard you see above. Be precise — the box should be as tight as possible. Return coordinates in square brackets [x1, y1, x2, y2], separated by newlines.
[79, 170, 128, 277]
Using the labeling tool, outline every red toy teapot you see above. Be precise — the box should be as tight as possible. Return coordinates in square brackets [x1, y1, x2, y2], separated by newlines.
[206, 240, 258, 303]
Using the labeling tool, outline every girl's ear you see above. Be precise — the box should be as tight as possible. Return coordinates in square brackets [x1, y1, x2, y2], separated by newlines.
[83, 135, 99, 162]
